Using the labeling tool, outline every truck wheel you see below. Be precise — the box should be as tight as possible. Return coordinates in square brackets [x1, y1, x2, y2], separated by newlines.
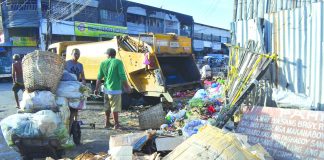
[22, 156, 33, 160]
[122, 93, 131, 110]
[71, 121, 81, 145]
[56, 149, 65, 158]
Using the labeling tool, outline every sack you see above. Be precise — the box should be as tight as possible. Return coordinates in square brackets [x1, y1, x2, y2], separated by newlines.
[0, 111, 65, 147]
[56, 81, 83, 98]
[61, 70, 77, 81]
[53, 124, 70, 144]
[33, 110, 61, 137]
[57, 105, 70, 131]
[61, 136, 75, 149]
[56, 97, 68, 107]
[20, 91, 57, 113]
[272, 88, 314, 110]
[68, 98, 86, 110]
[0, 113, 35, 146]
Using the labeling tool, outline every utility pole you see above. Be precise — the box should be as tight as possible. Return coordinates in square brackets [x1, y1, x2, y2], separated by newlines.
[233, 0, 238, 21]
[46, 0, 52, 50]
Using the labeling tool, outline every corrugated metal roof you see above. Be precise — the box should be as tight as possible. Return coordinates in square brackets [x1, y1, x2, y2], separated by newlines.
[232, 1, 324, 110]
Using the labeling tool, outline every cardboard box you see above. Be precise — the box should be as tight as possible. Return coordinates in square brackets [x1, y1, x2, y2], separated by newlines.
[109, 146, 133, 160]
[155, 136, 185, 151]
[109, 133, 147, 150]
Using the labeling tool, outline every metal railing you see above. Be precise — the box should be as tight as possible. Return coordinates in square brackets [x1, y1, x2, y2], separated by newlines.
[7, 4, 37, 11]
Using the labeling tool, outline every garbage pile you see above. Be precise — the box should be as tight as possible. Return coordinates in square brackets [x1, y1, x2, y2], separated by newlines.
[164, 125, 272, 160]
[160, 80, 225, 137]
[0, 71, 90, 150]
[1, 51, 90, 159]
[105, 78, 272, 160]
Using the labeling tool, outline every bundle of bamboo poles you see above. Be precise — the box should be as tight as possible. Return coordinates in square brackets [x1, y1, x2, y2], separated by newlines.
[215, 40, 277, 128]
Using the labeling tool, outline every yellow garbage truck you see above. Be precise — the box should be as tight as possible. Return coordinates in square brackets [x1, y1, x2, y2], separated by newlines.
[48, 34, 201, 102]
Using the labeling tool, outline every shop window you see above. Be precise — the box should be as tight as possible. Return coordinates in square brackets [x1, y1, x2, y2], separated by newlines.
[127, 14, 145, 25]
[100, 10, 108, 20]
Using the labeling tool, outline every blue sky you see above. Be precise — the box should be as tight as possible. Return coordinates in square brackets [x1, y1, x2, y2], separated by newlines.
[128, 0, 233, 29]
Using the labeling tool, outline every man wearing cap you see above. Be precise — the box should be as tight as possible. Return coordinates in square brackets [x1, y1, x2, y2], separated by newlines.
[12, 54, 24, 108]
[94, 48, 131, 130]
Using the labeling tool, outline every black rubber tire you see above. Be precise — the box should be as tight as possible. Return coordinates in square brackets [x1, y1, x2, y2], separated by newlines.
[56, 149, 65, 159]
[143, 96, 160, 106]
[22, 156, 33, 160]
[122, 93, 131, 110]
[71, 121, 81, 145]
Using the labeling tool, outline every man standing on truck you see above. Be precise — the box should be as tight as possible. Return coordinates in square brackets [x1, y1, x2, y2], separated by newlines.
[12, 54, 24, 109]
[94, 48, 131, 130]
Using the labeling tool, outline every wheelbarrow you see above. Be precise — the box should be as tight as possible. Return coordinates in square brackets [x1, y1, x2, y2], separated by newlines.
[12, 135, 65, 160]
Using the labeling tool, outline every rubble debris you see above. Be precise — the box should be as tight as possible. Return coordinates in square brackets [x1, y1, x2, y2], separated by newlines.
[155, 137, 185, 151]
[109, 132, 147, 151]
[133, 152, 161, 160]
[109, 146, 133, 160]
[163, 125, 272, 160]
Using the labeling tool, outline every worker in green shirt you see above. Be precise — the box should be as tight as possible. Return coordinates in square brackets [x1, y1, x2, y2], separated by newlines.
[94, 48, 131, 130]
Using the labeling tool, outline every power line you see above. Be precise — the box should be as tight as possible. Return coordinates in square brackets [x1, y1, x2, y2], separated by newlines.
[50, 0, 80, 21]
[0, 0, 8, 6]
[61, 0, 91, 21]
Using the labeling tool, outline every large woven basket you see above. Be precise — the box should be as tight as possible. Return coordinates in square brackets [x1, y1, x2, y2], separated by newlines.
[22, 50, 64, 93]
[139, 103, 166, 130]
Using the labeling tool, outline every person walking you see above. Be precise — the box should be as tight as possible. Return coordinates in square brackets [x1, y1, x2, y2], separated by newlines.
[94, 48, 131, 130]
[12, 54, 24, 109]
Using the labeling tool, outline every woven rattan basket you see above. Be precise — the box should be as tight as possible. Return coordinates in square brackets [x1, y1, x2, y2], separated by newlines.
[139, 103, 166, 129]
[22, 50, 64, 93]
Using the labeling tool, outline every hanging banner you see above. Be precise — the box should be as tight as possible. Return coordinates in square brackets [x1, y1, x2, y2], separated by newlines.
[75, 21, 127, 38]
[11, 37, 37, 47]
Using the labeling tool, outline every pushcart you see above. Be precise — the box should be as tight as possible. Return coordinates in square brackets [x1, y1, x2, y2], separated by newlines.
[12, 135, 65, 160]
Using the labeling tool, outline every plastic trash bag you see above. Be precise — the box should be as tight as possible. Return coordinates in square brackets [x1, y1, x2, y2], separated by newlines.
[61, 70, 77, 81]
[182, 120, 207, 137]
[56, 81, 83, 98]
[193, 89, 208, 99]
[68, 98, 86, 110]
[56, 97, 68, 107]
[272, 88, 314, 110]
[53, 124, 69, 144]
[57, 105, 70, 131]
[20, 91, 57, 113]
[14, 119, 40, 138]
[189, 98, 205, 108]
[0, 113, 35, 146]
[62, 136, 75, 149]
[33, 110, 61, 137]
[165, 110, 187, 124]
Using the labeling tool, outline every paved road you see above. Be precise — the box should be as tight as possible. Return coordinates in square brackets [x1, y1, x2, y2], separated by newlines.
[0, 82, 21, 160]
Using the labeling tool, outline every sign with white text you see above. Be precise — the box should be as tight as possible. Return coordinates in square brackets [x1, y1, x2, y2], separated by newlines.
[237, 106, 324, 160]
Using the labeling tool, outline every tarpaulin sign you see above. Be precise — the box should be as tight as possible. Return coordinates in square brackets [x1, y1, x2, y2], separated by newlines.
[75, 21, 127, 38]
[237, 106, 324, 160]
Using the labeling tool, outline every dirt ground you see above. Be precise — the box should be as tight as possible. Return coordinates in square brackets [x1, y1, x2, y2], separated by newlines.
[0, 82, 144, 159]
[64, 102, 142, 158]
